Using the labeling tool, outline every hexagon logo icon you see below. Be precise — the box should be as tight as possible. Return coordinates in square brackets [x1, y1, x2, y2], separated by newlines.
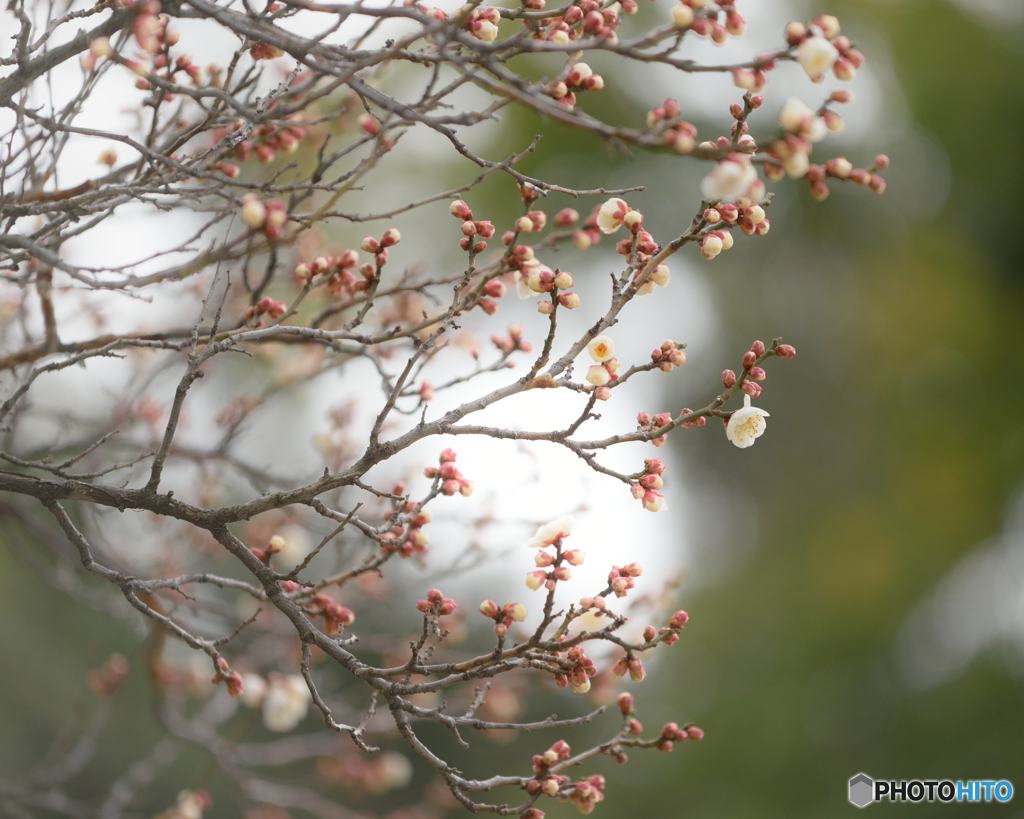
[849, 773, 874, 808]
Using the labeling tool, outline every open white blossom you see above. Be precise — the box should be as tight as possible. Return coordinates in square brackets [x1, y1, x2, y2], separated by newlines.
[588, 334, 615, 362]
[262, 674, 311, 732]
[797, 36, 839, 80]
[700, 159, 758, 202]
[725, 394, 770, 448]
[596, 198, 629, 234]
[778, 97, 815, 133]
[239, 673, 267, 708]
[527, 515, 576, 548]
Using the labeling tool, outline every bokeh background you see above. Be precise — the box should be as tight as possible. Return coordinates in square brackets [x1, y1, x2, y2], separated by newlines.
[2, 0, 1023, 816]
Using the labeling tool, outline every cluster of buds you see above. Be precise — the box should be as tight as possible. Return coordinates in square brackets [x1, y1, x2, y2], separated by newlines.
[554, 645, 598, 694]
[86, 653, 129, 697]
[699, 197, 769, 259]
[131, 1, 169, 55]
[211, 657, 244, 698]
[423, 448, 474, 497]
[416, 588, 458, 616]
[478, 599, 528, 637]
[650, 339, 686, 371]
[381, 505, 431, 558]
[612, 652, 647, 682]
[677, 407, 707, 430]
[308, 592, 355, 635]
[585, 334, 618, 396]
[658, 721, 704, 752]
[635, 411, 673, 450]
[566, 775, 606, 814]
[607, 562, 643, 598]
[671, 0, 746, 44]
[295, 249, 358, 296]
[491, 322, 533, 355]
[525, 515, 580, 591]
[537, 0, 631, 50]
[638, 609, 690, 650]
[250, 534, 289, 563]
[787, 15, 863, 83]
[464, 6, 500, 42]
[631, 457, 668, 512]
[800, 151, 889, 201]
[765, 95, 836, 181]
[232, 117, 309, 165]
[528, 740, 572, 796]
[450, 199, 495, 253]
[359, 228, 401, 272]
[548, 61, 605, 109]
[240, 194, 288, 240]
[734, 338, 780, 399]
[243, 296, 287, 324]
[647, 99, 699, 154]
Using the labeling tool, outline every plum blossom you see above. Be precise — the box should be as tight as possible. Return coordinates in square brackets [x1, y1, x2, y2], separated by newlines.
[725, 393, 769, 448]
[262, 674, 311, 732]
[588, 334, 615, 362]
[527, 515, 575, 549]
[700, 159, 758, 202]
[596, 198, 630, 234]
[797, 36, 839, 81]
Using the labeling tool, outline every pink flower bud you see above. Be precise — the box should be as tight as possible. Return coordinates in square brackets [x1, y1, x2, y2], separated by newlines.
[704, 208, 721, 224]
[525, 571, 547, 591]
[669, 610, 689, 629]
[741, 380, 762, 398]
[722, 369, 736, 388]
[360, 236, 379, 253]
[555, 208, 579, 227]
[742, 351, 757, 370]
[479, 599, 499, 618]
[643, 625, 657, 642]
[505, 602, 527, 621]
[775, 344, 796, 358]
[357, 113, 379, 135]
[687, 726, 704, 741]
[628, 657, 646, 682]
[748, 366, 766, 382]
[785, 20, 806, 45]
[449, 200, 472, 220]
[873, 153, 890, 170]
[552, 566, 572, 582]
[617, 692, 634, 715]
[564, 549, 585, 566]
[241, 195, 267, 229]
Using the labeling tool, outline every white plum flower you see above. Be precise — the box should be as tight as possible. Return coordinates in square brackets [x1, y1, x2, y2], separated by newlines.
[596, 198, 629, 234]
[262, 674, 311, 732]
[588, 334, 615, 362]
[586, 364, 611, 386]
[778, 97, 815, 133]
[700, 159, 758, 203]
[797, 36, 839, 81]
[725, 394, 769, 448]
[527, 515, 575, 548]
[239, 673, 267, 708]
[471, 19, 498, 42]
